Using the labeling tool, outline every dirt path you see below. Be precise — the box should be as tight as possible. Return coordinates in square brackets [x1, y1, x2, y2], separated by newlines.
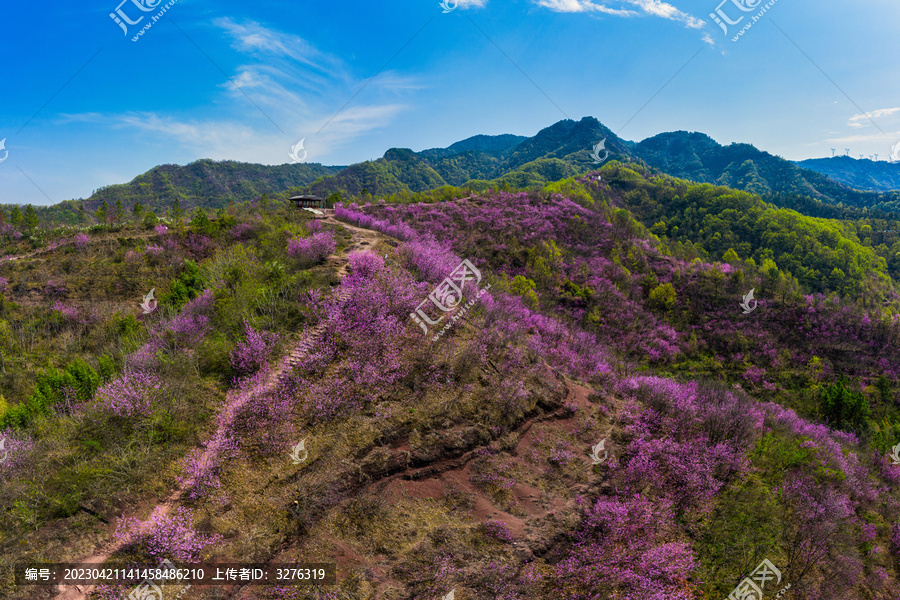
[51, 212, 390, 600]
[319, 212, 385, 278]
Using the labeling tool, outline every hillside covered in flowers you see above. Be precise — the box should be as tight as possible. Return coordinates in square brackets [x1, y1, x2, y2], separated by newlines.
[1, 162, 899, 599]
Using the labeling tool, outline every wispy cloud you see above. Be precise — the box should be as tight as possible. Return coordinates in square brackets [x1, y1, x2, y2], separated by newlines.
[457, 0, 489, 7]
[533, 0, 636, 16]
[57, 19, 418, 166]
[847, 107, 900, 128]
[531, 0, 704, 28]
[825, 130, 900, 147]
[627, 0, 703, 28]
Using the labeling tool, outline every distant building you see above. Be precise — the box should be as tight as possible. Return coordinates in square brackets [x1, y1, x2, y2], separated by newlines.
[289, 195, 326, 209]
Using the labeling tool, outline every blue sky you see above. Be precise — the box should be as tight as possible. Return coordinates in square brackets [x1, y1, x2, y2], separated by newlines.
[1, 0, 898, 205]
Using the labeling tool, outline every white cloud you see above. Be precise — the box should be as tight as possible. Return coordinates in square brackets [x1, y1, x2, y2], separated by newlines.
[457, 0, 489, 7]
[847, 107, 900, 128]
[531, 0, 703, 26]
[626, 0, 704, 28]
[825, 131, 900, 148]
[532, 0, 635, 16]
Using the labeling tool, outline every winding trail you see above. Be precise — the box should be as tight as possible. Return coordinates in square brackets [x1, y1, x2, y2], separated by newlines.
[51, 211, 389, 600]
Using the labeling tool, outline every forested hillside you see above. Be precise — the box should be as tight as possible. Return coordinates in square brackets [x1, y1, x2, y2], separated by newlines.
[798, 156, 900, 193]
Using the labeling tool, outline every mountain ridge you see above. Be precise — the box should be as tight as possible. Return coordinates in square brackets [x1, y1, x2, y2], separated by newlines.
[8, 118, 900, 223]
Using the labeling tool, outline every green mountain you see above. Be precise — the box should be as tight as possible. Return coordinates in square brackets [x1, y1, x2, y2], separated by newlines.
[9, 118, 900, 227]
[796, 156, 900, 192]
[300, 120, 900, 211]
[423, 133, 527, 158]
[83, 159, 340, 216]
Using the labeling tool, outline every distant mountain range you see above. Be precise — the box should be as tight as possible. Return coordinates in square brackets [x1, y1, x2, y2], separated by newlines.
[20, 117, 900, 222]
[795, 156, 900, 193]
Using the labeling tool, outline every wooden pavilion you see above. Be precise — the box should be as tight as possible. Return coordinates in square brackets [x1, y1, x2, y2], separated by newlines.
[289, 195, 326, 210]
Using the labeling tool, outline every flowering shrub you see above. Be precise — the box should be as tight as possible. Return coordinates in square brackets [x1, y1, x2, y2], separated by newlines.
[478, 520, 515, 544]
[0, 277, 8, 293]
[51, 301, 82, 325]
[398, 238, 460, 284]
[73, 232, 90, 251]
[555, 495, 698, 600]
[334, 204, 416, 240]
[124, 250, 143, 265]
[182, 233, 214, 259]
[548, 442, 578, 467]
[230, 320, 280, 377]
[114, 506, 221, 562]
[95, 370, 163, 418]
[154, 224, 169, 237]
[126, 338, 166, 371]
[287, 231, 336, 264]
[0, 431, 37, 480]
[43, 280, 68, 300]
[145, 244, 164, 257]
[164, 313, 210, 350]
[307, 219, 323, 233]
[230, 222, 255, 240]
[347, 250, 384, 280]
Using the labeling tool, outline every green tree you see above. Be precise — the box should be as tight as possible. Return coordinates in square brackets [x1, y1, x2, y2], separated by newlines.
[114, 198, 125, 224]
[132, 202, 145, 221]
[190, 208, 214, 236]
[829, 267, 846, 291]
[162, 260, 206, 310]
[10, 206, 24, 228]
[143, 211, 159, 228]
[77, 203, 87, 224]
[820, 376, 871, 433]
[510, 275, 539, 308]
[95, 200, 109, 225]
[722, 248, 740, 264]
[648, 283, 677, 312]
[170, 197, 184, 226]
[23, 205, 39, 230]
